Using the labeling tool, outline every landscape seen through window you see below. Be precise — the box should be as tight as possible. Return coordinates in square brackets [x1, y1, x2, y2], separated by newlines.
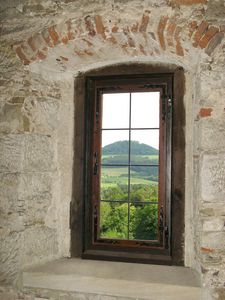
[99, 92, 160, 241]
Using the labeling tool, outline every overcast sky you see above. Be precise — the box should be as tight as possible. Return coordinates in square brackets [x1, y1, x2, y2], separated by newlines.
[101, 92, 160, 150]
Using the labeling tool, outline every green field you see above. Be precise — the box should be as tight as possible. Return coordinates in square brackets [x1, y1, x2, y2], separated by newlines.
[101, 154, 159, 189]
[101, 166, 158, 189]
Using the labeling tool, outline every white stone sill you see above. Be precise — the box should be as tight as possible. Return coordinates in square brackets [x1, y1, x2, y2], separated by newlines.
[23, 258, 201, 300]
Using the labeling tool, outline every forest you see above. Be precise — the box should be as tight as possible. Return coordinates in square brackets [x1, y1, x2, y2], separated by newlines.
[99, 140, 159, 241]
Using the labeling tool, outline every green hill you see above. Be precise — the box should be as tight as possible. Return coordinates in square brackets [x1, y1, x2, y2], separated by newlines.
[102, 140, 158, 155]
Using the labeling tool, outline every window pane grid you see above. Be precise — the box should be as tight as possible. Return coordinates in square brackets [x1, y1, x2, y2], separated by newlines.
[100, 91, 159, 241]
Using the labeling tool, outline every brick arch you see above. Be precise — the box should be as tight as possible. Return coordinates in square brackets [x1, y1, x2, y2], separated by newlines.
[14, 12, 224, 65]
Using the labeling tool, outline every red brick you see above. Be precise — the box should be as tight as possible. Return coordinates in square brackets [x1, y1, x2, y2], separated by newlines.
[139, 10, 150, 32]
[27, 37, 36, 52]
[205, 32, 224, 55]
[60, 56, 69, 61]
[95, 15, 106, 39]
[20, 42, 35, 61]
[157, 16, 169, 50]
[85, 16, 96, 37]
[28, 32, 48, 52]
[61, 36, 69, 44]
[131, 22, 139, 33]
[192, 21, 209, 48]
[201, 247, 214, 253]
[199, 26, 219, 49]
[170, 0, 207, 6]
[48, 26, 60, 45]
[188, 20, 198, 38]
[174, 26, 184, 56]
[112, 25, 119, 33]
[66, 20, 75, 40]
[36, 50, 46, 60]
[42, 28, 54, 47]
[166, 17, 177, 47]
[15, 46, 30, 65]
[199, 108, 213, 118]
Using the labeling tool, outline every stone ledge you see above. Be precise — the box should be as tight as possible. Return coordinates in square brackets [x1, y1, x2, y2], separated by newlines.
[23, 258, 201, 300]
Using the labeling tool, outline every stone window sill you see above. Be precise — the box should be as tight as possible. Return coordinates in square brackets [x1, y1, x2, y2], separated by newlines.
[23, 258, 201, 300]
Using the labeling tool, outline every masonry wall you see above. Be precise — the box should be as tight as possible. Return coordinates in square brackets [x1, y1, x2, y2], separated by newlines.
[0, 0, 225, 299]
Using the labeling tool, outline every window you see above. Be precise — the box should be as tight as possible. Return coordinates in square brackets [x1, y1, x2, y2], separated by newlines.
[78, 69, 185, 265]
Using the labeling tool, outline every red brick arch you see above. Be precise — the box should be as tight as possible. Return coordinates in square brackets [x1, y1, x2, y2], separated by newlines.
[14, 12, 224, 65]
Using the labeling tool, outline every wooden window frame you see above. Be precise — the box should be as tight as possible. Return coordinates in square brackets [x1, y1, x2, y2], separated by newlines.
[82, 74, 175, 265]
[70, 65, 185, 266]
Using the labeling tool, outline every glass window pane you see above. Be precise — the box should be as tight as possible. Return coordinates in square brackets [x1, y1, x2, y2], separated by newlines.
[129, 204, 158, 241]
[102, 93, 130, 129]
[100, 202, 128, 239]
[130, 130, 159, 165]
[100, 166, 129, 201]
[131, 92, 160, 128]
[101, 130, 129, 164]
[130, 166, 159, 202]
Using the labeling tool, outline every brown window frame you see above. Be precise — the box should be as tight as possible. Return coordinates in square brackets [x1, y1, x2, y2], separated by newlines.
[82, 74, 177, 265]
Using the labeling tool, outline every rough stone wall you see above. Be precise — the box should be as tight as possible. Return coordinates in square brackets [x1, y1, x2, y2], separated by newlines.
[0, 0, 225, 299]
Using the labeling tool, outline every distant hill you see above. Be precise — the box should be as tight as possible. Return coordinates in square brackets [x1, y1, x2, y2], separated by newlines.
[102, 140, 158, 155]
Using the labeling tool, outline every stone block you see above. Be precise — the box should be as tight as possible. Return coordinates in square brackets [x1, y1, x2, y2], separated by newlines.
[0, 212, 24, 233]
[200, 203, 225, 217]
[23, 226, 58, 266]
[0, 231, 22, 286]
[201, 232, 225, 249]
[22, 96, 59, 134]
[202, 218, 225, 232]
[0, 103, 26, 134]
[23, 134, 54, 172]
[0, 135, 23, 172]
[199, 118, 225, 151]
[0, 173, 19, 214]
[206, 0, 225, 21]
[18, 172, 52, 225]
[200, 153, 225, 202]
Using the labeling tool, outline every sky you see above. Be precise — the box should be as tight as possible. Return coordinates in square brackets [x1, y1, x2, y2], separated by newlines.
[101, 92, 160, 150]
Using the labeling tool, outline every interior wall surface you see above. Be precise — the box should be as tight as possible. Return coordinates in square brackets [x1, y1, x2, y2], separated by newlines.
[0, 1, 225, 299]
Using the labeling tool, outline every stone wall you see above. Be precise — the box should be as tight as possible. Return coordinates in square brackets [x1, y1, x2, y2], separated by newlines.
[0, 0, 225, 299]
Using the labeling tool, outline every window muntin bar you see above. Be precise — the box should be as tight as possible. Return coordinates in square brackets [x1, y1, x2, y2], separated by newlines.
[99, 91, 160, 242]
